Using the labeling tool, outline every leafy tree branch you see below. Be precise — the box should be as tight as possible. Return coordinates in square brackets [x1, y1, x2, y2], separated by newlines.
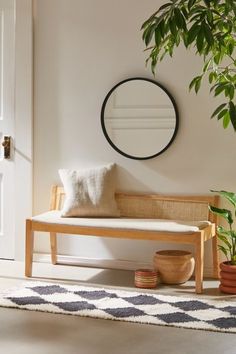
[142, 0, 236, 130]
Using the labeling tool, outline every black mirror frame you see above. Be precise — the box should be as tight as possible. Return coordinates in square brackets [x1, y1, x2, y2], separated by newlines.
[101, 77, 179, 160]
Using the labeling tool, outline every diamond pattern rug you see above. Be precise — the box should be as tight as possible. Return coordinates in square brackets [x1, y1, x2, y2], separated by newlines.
[0, 281, 236, 333]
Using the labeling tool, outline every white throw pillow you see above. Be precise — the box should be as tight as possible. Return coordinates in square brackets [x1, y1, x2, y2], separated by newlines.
[59, 164, 120, 217]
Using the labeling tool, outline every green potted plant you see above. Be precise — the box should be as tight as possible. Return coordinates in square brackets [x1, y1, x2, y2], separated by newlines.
[209, 190, 236, 293]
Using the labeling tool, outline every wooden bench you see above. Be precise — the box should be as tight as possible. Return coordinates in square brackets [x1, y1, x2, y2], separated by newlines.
[25, 186, 219, 293]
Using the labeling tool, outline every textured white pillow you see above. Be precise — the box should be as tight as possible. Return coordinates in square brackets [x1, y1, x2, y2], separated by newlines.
[59, 164, 120, 217]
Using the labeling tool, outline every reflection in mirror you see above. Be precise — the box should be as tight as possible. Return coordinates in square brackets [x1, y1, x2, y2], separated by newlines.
[101, 78, 179, 160]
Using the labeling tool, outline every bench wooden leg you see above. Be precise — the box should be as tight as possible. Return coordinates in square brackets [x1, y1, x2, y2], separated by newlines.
[195, 233, 204, 294]
[50, 232, 57, 265]
[25, 219, 34, 277]
[212, 235, 220, 279]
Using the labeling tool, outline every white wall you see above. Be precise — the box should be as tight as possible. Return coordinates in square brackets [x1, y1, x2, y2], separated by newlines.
[33, 0, 236, 271]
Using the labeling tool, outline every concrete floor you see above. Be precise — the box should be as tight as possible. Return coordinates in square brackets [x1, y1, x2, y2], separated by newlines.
[0, 269, 236, 354]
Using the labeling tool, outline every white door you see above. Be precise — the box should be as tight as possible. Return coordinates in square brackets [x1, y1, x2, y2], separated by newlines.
[0, 0, 16, 259]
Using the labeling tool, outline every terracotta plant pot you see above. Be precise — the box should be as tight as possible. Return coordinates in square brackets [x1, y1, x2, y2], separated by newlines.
[153, 250, 195, 285]
[219, 262, 236, 294]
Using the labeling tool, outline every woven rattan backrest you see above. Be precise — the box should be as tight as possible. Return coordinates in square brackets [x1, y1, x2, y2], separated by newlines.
[50, 186, 218, 222]
[116, 193, 218, 222]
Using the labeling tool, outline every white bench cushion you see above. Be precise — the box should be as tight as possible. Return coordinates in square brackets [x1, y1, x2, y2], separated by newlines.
[31, 211, 211, 233]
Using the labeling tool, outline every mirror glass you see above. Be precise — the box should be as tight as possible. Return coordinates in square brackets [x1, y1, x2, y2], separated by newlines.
[101, 78, 179, 160]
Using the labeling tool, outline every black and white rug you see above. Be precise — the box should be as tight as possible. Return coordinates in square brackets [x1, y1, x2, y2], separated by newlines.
[0, 281, 236, 333]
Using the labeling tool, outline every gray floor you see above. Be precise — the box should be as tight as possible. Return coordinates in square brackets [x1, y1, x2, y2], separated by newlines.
[0, 270, 236, 354]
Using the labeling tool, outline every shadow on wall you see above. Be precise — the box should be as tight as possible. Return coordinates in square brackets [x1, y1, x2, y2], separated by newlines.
[115, 165, 155, 193]
[101, 163, 213, 269]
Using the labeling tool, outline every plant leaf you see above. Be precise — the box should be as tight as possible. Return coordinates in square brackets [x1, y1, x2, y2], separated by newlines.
[196, 27, 204, 53]
[209, 205, 233, 225]
[158, 3, 172, 12]
[143, 24, 156, 46]
[174, 8, 185, 29]
[217, 225, 232, 237]
[203, 23, 214, 46]
[208, 71, 216, 84]
[141, 11, 159, 30]
[214, 85, 226, 97]
[217, 234, 232, 249]
[194, 76, 202, 93]
[187, 24, 200, 45]
[217, 108, 228, 120]
[229, 101, 236, 131]
[211, 103, 227, 118]
[169, 19, 177, 36]
[211, 190, 236, 208]
[188, 0, 197, 11]
[223, 112, 230, 129]
[218, 245, 229, 260]
[155, 28, 162, 47]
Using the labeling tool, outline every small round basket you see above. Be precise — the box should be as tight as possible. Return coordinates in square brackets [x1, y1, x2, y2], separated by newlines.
[134, 269, 158, 289]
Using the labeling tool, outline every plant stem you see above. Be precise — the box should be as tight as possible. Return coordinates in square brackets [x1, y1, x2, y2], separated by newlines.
[230, 224, 235, 263]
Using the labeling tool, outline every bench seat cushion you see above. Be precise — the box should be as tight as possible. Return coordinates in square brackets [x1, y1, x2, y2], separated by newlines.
[31, 211, 211, 233]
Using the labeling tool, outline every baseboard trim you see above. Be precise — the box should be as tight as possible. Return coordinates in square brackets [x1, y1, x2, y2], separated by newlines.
[0, 255, 214, 279]
[33, 253, 214, 277]
[34, 253, 151, 271]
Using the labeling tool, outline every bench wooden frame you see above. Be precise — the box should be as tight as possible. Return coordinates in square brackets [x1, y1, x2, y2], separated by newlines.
[25, 186, 219, 294]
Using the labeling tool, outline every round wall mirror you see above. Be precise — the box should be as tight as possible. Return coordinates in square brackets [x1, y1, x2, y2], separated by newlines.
[101, 77, 179, 160]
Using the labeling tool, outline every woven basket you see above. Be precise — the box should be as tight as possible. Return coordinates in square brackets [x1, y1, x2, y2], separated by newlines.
[134, 269, 158, 289]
